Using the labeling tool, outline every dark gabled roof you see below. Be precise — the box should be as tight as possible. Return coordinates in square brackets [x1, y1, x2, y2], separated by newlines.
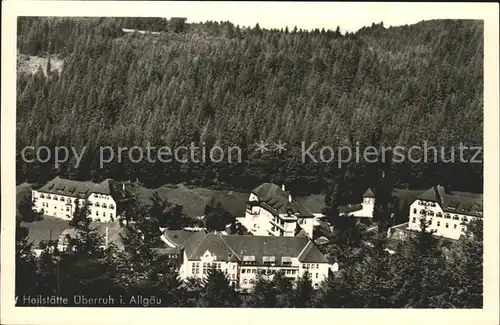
[184, 234, 328, 265]
[163, 229, 207, 257]
[298, 240, 329, 263]
[251, 183, 313, 218]
[57, 222, 126, 249]
[417, 185, 445, 203]
[363, 188, 375, 198]
[37, 176, 92, 198]
[36, 177, 132, 203]
[416, 185, 483, 217]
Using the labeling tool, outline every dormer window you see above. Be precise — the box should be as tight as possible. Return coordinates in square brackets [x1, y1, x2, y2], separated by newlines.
[281, 256, 292, 266]
[242, 255, 256, 265]
[263, 256, 276, 266]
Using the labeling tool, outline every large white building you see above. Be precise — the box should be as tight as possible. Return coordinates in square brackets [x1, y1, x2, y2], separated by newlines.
[237, 183, 315, 238]
[32, 176, 132, 222]
[407, 185, 483, 240]
[161, 229, 334, 290]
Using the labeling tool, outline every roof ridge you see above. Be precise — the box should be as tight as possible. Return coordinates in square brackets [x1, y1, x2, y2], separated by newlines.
[296, 238, 312, 261]
[218, 234, 240, 260]
[187, 232, 210, 259]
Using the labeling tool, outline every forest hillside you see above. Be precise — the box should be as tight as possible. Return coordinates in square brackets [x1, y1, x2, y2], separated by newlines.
[16, 18, 483, 198]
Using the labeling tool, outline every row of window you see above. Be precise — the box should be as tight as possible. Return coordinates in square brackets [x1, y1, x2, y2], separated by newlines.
[413, 209, 469, 222]
[417, 201, 436, 207]
[39, 193, 113, 202]
[302, 264, 320, 269]
[412, 217, 466, 230]
[191, 262, 227, 274]
[89, 202, 114, 209]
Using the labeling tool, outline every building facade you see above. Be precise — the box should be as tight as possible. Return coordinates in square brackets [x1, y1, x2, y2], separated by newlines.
[162, 229, 334, 290]
[237, 183, 315, 238]
[32, 176, 132, 222]
[407, 185, 482, 240]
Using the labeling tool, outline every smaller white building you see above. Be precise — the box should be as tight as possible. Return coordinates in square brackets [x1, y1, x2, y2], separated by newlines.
[237, 183, 315, 238]
[339, 188, 375, 219]
[407, 185, 482, 240]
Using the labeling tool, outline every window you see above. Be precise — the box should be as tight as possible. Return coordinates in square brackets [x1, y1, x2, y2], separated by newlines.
[96, 211, 99, 216]
[462, 217, 468, 222]
[437, 221, 441, 226]
[445, 214, 451, 219]
[315, 273, 319, 279]
[242, 269, 246, 274]
[40, 194, 45, 198]
[436, 213, 442, 218]
[110, 213, 113, 218]
[66, 207, 70, 212]
[428, 211, 434, 216]
[453, 215, 459, 220]
[413, 208, 417, 214]
[192, 262, 199, 274]
[102, 203, 107, 209]
[454, 224, 457, 229]
[60, 197, 64, 201]
[103, 212, 106, 217]
[243, 279, 248, 285]
[420, 210, 426, 215]
[110, 205, 114, 209]
[249, 279, 255, 284]
[202, 263, 210, 274]
[47, 195, 51, 199]
[445, 223, 449, 228]
[231, 274, 235, 280]
[252, 269, 256, 274]
[412, 217, 416, 223]
[95, 202, 100, 207]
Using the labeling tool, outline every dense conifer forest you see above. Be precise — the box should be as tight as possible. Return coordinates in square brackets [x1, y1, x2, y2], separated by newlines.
[16, 17, 483, 197]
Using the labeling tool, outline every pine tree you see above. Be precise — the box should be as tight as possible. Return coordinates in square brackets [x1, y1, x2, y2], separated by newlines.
[292, 271, 314, 307]
[197, 268, 240, 307]
[392, 216, 450, 307]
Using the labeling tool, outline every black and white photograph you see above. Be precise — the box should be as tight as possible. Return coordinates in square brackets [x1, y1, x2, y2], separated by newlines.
[2, 1, 499, 324]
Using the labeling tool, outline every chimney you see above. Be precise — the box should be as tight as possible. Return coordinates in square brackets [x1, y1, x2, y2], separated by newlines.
[122, 183, 125, 191]
[282, 184, 285, 191]
[288, 194, 292, 203]
[105, 226, 109, 248]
